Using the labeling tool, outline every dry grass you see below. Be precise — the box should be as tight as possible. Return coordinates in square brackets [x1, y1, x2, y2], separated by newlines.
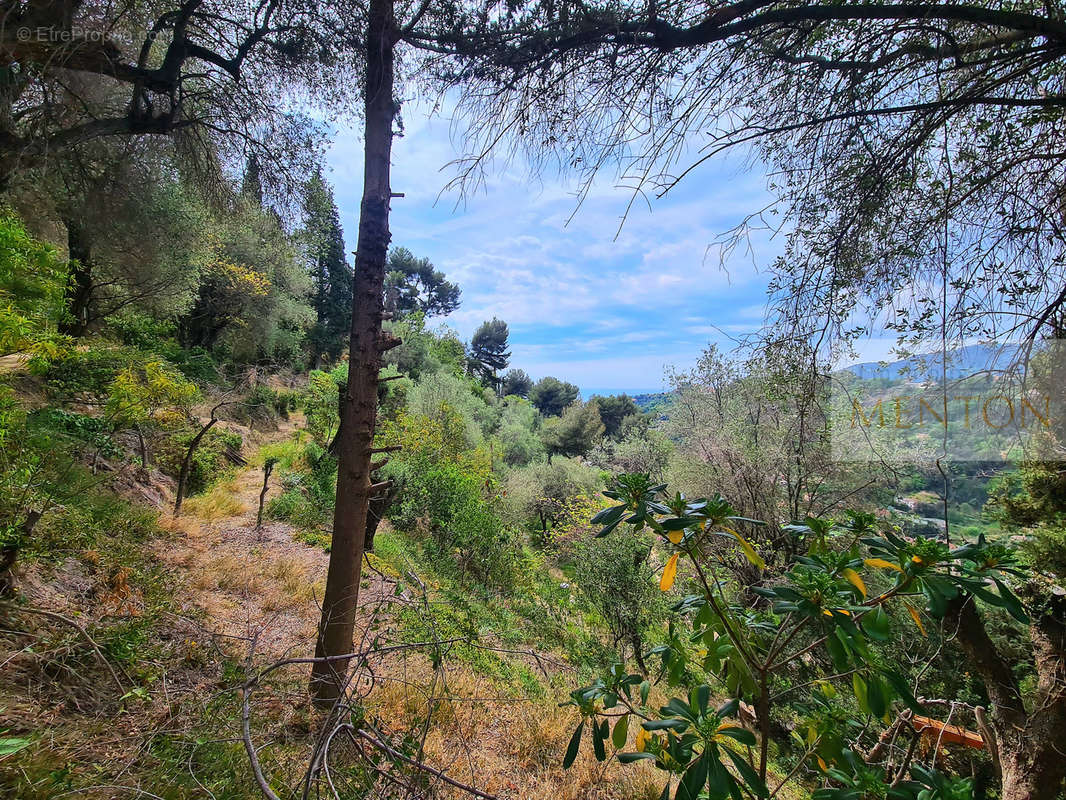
[182, 478, 248, 519]
[193, 552, 264, 594]
[158, 513, 202, 538]
[17, 415, 693, 800]
[261, 556, 318, 611]
[361, 657, 669, 800]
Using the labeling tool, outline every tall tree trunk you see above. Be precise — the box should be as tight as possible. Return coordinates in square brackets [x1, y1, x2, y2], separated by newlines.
[62, 218, 94, 336]
[310, 0, 398, 705]
[946, 594, 1066, 800]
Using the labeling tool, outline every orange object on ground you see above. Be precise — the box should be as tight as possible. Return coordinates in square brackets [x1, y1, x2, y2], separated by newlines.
[909, 715, 985, 749]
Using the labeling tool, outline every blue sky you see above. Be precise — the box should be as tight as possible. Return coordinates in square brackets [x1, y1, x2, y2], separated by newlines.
[324, 103, 782, 393]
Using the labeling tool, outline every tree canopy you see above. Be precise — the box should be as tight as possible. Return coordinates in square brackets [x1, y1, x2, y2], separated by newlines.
[0, 0, 359, 188]
[530, 376, 580, 416]
[302, 170, 353, 364]
[590, 394, 641, 439]
[384, 247, 461, 318]
[502, 368, 534, 397]
[443, 0, 1066, 358]
[469, 317, 511, 388]
[541, 400, 604, 460]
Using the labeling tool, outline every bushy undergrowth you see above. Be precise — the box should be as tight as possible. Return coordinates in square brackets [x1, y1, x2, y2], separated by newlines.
[267, 441, 335, 534]
[381, 407, 526, 589]
[26, 407, 121, 457]
[37, 344, 148, 399]
[0, 208, 68, 356]
[155, 427, 243, 495]
[107, 312, 220, 382]
[230, 384, 301, 428]
[500, 457, 604, 543]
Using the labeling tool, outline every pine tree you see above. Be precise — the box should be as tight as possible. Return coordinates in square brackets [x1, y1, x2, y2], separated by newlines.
[502, 368, 533, 397]
[469, 317, 511, 392]
[384, 247, 460, 317]
[530, 376, 580, 416]
[302, 169, 353, 364]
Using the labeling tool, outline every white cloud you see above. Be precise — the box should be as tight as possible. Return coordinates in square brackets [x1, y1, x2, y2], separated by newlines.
[325, 99, 782, 388]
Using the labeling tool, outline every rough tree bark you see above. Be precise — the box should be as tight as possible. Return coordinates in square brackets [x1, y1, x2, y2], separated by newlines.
[364, 481, 399, 553]
[946, 593, 1066, 800]
[310, 0, 400, 704]
[62, 218, 94, 336]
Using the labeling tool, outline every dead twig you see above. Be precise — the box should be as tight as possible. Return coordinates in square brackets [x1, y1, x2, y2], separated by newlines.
[356, 724, 499, 800]
[1, 603, 127, 696]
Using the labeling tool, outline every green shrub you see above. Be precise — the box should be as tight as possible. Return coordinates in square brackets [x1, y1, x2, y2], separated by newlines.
[0, 208, 68, 355]
[381, 409, 523, 589]
[26, 408, 121, 457]
[37, 345, 147, 399]
[390, 457, 524, 589]
[20, 477, 159, 563]
[500, 458, 603, 540]
[155, 427, 243, 495]
[234, 384, 299, 427]
[304, 367, 345, 446]
[495, 396, 543, 466]
[107, 312, 178, 351]
[571, 529, 666, 669]
[266, 442, 336, 532]
[106, 312, 219, 382]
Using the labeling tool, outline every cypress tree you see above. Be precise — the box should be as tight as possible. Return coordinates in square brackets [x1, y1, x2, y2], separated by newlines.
[302, 169, 353, 364]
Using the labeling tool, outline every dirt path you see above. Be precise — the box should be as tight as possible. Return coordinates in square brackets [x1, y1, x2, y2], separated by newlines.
[157, 414, 389, 663]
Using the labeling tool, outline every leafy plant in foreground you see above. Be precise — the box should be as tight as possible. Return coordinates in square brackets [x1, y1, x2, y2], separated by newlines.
[562, 474, 1027, 799]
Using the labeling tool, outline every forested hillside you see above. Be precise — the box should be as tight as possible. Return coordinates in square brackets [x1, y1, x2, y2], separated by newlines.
[2, 2, 1066, 800]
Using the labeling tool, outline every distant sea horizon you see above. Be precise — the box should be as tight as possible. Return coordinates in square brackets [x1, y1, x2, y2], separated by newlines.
[578, 387, 666, 400]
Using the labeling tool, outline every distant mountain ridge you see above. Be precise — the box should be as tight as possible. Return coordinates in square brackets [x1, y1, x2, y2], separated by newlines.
[841, 343, 1023, 381]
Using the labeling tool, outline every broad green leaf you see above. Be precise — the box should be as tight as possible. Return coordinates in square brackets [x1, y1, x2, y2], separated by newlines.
[866, 674, 887, 718]
[676, 753, 708, 800]
[882, 669, 922, 713]
[853, 674, 869, 715]
[593, 718, 607, 761]
[826, 629, 850, 672]
[563, 721, 583, 769]
[617, 751, 657, 763]
[724, 747, 768, 798]
[612, 714, 629, 749]
[862, 606, 891, 642]
[643, 718, 689, 731]
[717, 725, 756, 747]
[993, 578, 1030, 623]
